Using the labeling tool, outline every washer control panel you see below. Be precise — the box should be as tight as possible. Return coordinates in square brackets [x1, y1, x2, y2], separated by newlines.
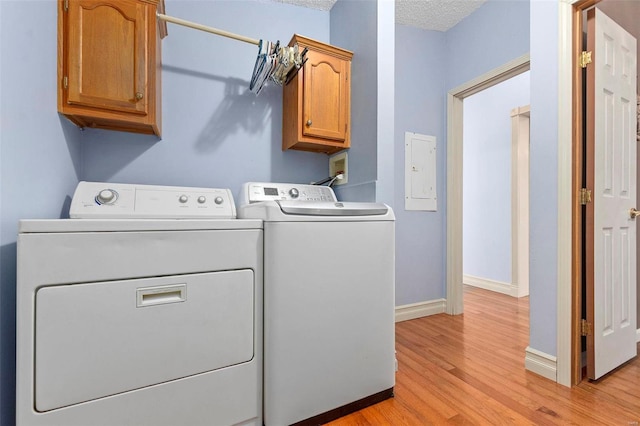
[70, 181, 236, 219]
[242, 182, 337, 204]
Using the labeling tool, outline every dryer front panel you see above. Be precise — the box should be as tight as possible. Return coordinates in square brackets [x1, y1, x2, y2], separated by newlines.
[34, 270, 254, 412]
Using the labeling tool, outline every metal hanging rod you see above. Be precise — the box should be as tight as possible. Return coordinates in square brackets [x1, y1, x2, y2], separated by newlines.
[157, 13, 260, 46]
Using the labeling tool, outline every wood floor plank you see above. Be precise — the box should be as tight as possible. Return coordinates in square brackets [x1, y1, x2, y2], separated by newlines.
[326, 286, 640, 425]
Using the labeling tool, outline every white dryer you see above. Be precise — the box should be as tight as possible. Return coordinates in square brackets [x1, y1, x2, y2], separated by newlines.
[238, 182, 395, 426]
[16, 182, 263, 426]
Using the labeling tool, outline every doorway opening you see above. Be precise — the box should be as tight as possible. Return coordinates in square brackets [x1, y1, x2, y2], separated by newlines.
[462, 73, 530, 299]
[445, 54, 530, 316]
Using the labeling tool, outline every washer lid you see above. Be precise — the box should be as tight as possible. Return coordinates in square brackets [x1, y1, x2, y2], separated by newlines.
[277, 201, 388, 216]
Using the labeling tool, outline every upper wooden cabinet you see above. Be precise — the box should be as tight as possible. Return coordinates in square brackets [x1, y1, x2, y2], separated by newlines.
[282, 35, 353, 155]
[58, 0, 167, 136]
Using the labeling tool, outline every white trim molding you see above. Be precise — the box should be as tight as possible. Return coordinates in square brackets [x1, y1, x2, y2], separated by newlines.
[395, 299, 446, 322]
[463, 274, 521, 298]
[556, 0, 579, 388]
[525, 346, 558, 382]
[637, 328, 640, 343]
[446, 53, 531, 316]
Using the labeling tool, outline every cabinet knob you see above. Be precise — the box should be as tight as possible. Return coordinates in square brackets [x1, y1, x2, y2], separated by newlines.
[306, 119, 312, 126]
[135, 92, 144, 101]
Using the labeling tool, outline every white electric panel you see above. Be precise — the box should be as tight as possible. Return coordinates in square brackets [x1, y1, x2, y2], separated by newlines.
[405, 132, 437, 211]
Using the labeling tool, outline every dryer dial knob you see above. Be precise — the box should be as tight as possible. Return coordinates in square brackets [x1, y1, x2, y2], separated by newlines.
[96, 189, 117, 205]
[289, 188, 299, 199]
[197, 196, 206, 204]
[179, 195, 188, 203]
[214, 196, 224, 205]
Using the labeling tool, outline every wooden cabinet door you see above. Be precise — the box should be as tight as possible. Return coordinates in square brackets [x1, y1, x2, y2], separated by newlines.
[302, 50, 349, 142]
[66, 0, 148, 116]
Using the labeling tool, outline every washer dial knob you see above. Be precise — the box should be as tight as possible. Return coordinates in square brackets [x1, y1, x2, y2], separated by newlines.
[179, 195, 188, 203]
[289, 188, 299, 199]
[197, 196, 206, 204]
[95, 189, 118, 205]
[214, 196, 224, 205]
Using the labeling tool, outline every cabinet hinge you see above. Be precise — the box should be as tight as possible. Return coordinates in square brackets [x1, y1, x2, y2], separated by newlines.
[63, 76, 68, 89]
[63, 0, 68, 12]
[580, 51, 592, 68]
[581, 319, 593, 336]
[580, 188, 592, 205]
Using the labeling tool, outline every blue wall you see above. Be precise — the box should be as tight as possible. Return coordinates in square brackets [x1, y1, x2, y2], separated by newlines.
[329, 0, 377, 200]
[375, 0, 395, 204]
[529, 0, 559, 357]
[445, 0, 531, 90]
[394, 26, 446, 305]
[330, 0, 379, 202]
[1, 2, 82, 424]
[463, 71, 531, 284]
[393, 0, 530, 306]
[329, 0, 395, 205]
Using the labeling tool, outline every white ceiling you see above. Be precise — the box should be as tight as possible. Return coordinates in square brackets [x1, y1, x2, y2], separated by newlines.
[269, 0, 487, 32]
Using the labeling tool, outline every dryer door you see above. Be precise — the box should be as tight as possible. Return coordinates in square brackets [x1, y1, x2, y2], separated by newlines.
[34, 270, 254, 412]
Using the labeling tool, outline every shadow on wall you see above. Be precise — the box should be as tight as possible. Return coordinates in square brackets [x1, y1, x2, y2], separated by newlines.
[1, 243, 17, 426]
[59, 117, 84, 181]
[77, 129, 159, 183]
[162, 65, 272, 152]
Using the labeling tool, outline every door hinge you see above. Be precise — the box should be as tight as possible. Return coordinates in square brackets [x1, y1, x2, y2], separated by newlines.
[63, 0, 68, 12]
[580, 51, 592, 68]
[63, 76, 68, 89]
[580, 188, 592, 205]
[581, 319, 593, 336]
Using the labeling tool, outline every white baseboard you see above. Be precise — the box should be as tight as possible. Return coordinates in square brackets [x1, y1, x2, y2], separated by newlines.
[637, 328, 640, 343]
[525, 346, 557, 381]
[463, 274, 527, 298]
[395, 298, 446, 322]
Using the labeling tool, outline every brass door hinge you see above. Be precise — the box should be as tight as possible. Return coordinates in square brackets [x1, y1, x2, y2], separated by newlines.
[580, 51, 592, 68]
[63, 76, 68, 89]
[64, 0, 68, 12]
[580, 188, 592, 205]
[581, 319, 593, 336]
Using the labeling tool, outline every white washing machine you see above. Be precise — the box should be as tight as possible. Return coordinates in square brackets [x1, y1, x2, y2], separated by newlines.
[16, 182, 263, 426]
[238, 182, 395, 426]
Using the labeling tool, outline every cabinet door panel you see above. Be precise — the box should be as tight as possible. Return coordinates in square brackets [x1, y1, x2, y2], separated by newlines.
[67, 0, 147, 115]
[303, 51, 348, 142]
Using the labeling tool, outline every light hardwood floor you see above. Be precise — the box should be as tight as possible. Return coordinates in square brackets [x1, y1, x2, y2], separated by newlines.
[327, 285, 640, 425]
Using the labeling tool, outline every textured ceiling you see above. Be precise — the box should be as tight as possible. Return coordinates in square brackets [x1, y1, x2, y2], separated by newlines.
[270, 0, 487, 32]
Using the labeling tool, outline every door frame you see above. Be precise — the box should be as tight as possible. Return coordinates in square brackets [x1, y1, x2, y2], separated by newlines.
[445, 53, 530, 314]
[446, 0, 586, 388]
[512, 105, 531, 298]
[568, 0, 603, 386]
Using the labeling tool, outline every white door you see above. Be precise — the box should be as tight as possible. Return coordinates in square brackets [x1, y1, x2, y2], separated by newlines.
[586, 7, 637, 380]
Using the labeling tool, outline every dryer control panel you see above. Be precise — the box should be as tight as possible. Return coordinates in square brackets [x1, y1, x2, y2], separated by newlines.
[70, 181, 236, 219]
[241, 182, 337, 204]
